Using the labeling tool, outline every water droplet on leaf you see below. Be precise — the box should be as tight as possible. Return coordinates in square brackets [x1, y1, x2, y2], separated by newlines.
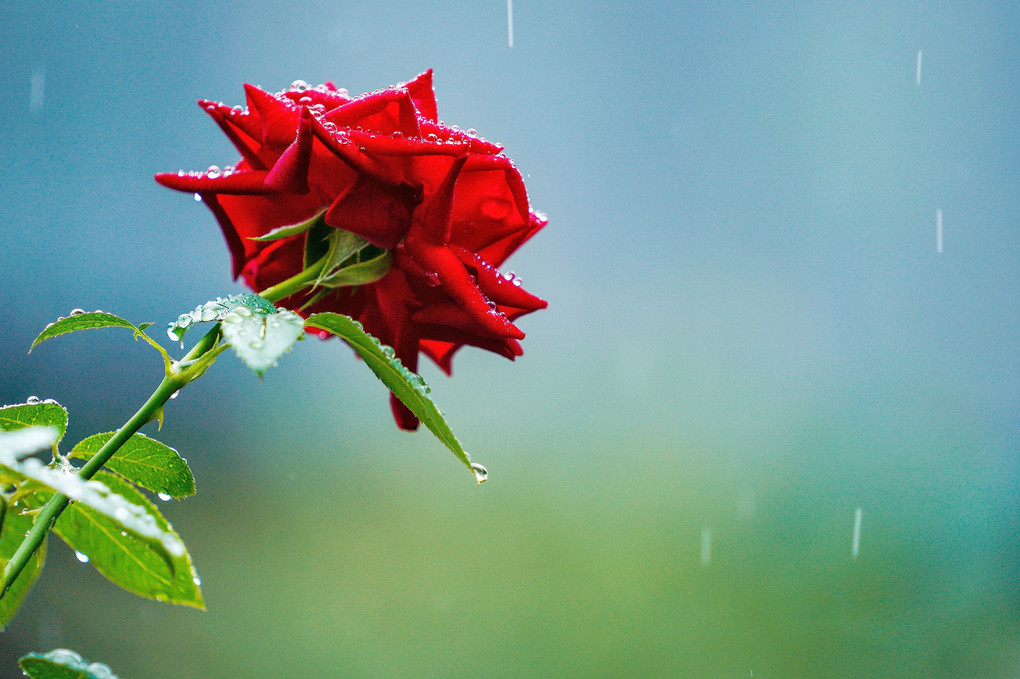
[157, 492, 172, 502]
[470, 463, 488, 484]
[69, 308, 86, 316]
[75, 551, 90, 563]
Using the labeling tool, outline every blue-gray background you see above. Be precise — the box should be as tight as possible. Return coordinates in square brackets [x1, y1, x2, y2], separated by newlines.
[1, 2, 1018, 677]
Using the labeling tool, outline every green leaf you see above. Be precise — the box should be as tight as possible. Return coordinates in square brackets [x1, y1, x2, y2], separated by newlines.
[220, 307, 305, 377]
[305, 312, 486, 482]
[303, 218, 334, 270]
[0, 499, 47, 631]
[0, 402, 68, 443]
[19, 648, 120, 679]
[30, 312, 138, 352]
[69, 432, 195, 499]
[167, 292, 277, 343]
[318, 249, 392, 288]
[0, 457, 185, 566]
[52, 472, 203, 609]
[249, 208, 327, 242]
[314, 229, 373, 287]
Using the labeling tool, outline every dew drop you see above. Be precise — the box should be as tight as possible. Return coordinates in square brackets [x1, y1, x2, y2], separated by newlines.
[69, 308, 86, 316]
[200, 308, 218, 322]
[317, 330, 330, 340]
[75, 551, 90, 563]
[25, 395, 41, 405]
[290, 79, 309, 91]
[194, 193, 202, 202]
[466, 128, 478, 137]
[193, 574, 202, 587]
[170, 390, 180, 400]
[470, 463, 488, 484]
[157, 492, 172, 502]
[205, 165, 221, 178]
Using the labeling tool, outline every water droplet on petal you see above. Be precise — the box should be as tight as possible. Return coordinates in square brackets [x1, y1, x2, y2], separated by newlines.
[290, 79, 309, 91]
[466, 128, 478, 137]
[470, 463, 488, 484]
[205, 165, 221, 179]
[194, 193, 202, 202]
[75, 551, 90, 563]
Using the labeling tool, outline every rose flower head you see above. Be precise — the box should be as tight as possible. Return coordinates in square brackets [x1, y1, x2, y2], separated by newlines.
[156, 71, 547, 430]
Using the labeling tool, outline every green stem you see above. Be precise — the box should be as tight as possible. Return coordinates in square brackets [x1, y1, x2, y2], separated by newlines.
[259, 254, 328, 303]
[1, 325, 224, 598]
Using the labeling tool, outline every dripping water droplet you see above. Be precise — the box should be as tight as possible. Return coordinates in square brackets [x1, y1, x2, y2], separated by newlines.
[470, 463, 488, 484]
[75, 551, 90, 564]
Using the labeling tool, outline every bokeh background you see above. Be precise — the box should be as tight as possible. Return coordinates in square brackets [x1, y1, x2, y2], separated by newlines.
[2, 1, 1018, 677]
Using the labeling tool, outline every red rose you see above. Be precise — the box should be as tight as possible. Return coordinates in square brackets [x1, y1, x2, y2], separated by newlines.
[156, 71, 547, 430]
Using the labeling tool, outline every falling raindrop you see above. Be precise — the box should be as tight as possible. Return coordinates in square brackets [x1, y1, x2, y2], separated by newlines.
[700, 527, 712, 567]
[75, 551, 90, 564]
[851, 507, 863, 558]
[507, 0, 514, 48]
[470, 462, 488, 484]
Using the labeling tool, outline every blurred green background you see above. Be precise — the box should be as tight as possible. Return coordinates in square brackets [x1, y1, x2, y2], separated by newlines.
[2, 1, 1018, 677]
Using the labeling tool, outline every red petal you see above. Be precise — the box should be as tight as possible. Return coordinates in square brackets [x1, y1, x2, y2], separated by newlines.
[154, 170, 273, 195]
[404, 157, 525, 340]
[451, 247, 547, 311]
[324, 89, 420, 137]
[200, 100, 266, 170]
[401, 69, 437, 122]
[264, 108, 314, 193]
[308, 115, 408, 187]
[324, 179, 419, 250]
[244, 84, 300, 147]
